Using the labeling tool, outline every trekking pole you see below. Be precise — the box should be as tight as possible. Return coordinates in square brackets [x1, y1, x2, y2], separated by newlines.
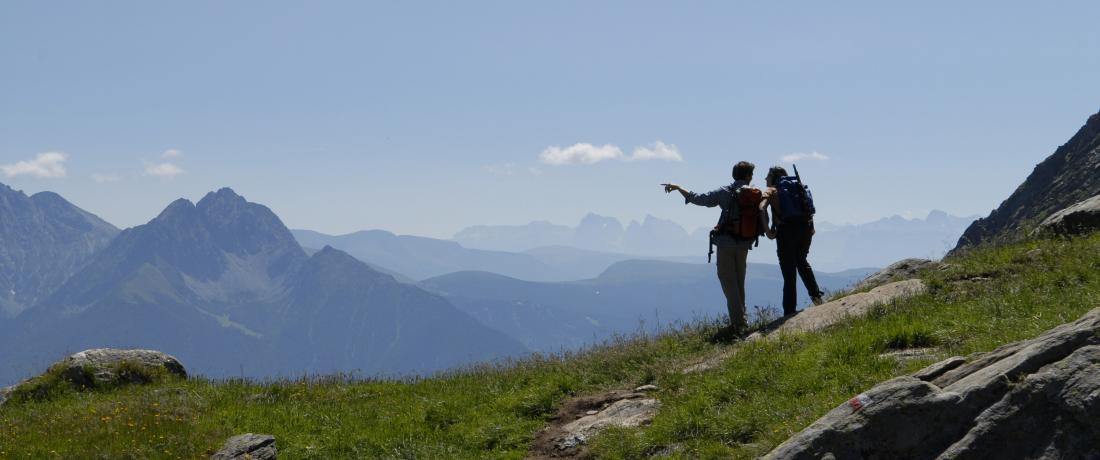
[793, 164, 801, 182]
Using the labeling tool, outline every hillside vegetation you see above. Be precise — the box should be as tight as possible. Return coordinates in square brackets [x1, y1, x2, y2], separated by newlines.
[2, 233, 1099, 459]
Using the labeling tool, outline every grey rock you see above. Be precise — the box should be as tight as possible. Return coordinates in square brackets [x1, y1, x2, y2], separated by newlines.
[748, 279, 927, 340]
[1036, 194, 1100, 236]
[556, 397, 660, 450]
[634, 384, 659, 392]
[764, 307, 1100, 460]
[59, 348, 187, 385]
[211, 433, 277, 460]
[853, 258, 938, 292]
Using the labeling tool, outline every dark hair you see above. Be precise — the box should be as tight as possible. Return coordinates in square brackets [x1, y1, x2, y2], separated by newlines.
[766, 166, 788, 185]
[732, 161, 755, 180]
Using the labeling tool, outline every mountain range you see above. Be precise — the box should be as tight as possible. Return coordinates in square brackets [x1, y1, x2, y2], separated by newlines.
[453, 210, 976, 272]
[0, 183, 118, 318]
[0, 188, 524, 385]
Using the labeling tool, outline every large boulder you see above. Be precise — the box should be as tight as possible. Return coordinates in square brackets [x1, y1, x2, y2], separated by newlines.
[764, 307, 1100, 459]
[2, 348, 186, 405]
[1036, 194, 1100, 236]
[211, 434, 277, 460]
[57, 348, 187, 386]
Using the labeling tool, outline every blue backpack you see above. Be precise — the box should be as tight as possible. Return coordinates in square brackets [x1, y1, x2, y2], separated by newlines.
[776, 165, 816, 223]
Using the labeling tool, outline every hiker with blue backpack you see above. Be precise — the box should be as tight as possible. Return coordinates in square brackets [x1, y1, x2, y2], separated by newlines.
[762, 165, 825, 317]
[662, 161, 766, 336]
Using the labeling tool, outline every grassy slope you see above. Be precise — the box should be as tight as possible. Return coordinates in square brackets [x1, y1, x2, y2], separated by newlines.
[2, 234, 1099, 459]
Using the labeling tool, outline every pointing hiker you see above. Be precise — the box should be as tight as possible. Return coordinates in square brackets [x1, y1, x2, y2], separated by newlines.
[661, 161, 766, 335]
[761, 165, 825, 317]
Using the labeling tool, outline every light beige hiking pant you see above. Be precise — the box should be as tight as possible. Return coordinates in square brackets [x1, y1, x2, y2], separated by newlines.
[716, 242, 750, 331]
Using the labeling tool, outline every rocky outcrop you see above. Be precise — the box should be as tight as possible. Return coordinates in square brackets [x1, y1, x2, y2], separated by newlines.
[1036, 193, 1100, 236]
[750, 279, 927, 340]
[530, 389, 660, 459]
[954, 110, 1100, 251]
[852, 258, 938, 292]
[59, 348, 187, 386]
[764, 307, 1100, 459]
[211, 434, 277, 460]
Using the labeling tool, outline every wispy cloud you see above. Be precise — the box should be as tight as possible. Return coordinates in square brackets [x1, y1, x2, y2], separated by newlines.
[1, 152, 68, 178]
[483, 163, 517, 176]
[539, 141, 685, 165]
[629, 141, 683, 162]
[144, 162, 185, 177]
[91, 173, 121, 183]
[144, 148, 185, 178]
[539, 143, 624, 165]
[780, 151, 830, 163]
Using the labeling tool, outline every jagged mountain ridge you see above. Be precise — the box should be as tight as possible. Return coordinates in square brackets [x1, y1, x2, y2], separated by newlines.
[0, 188, 525, 385]
[454, 210, 975, 272]
[0, 182, 119, 317]
[955, 109, 1100, 250]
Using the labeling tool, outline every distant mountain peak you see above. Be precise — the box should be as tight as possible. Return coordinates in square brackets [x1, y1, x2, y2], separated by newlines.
[197, 187, 248, 210]
[154, 198, 197, 222]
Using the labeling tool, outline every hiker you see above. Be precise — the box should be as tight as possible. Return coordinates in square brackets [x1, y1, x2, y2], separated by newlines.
[761, 166, 825, 317]
[662, 161, 766, 334]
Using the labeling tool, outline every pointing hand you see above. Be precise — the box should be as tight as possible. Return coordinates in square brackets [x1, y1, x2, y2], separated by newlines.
[661, 183, 682, 194]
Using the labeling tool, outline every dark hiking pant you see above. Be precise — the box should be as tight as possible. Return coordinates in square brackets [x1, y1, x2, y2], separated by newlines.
[716, 242, 750, 332]
[776, 222, 823, 316]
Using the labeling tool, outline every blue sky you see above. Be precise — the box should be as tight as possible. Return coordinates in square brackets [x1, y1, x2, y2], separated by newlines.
[2, 1, 1099, 238]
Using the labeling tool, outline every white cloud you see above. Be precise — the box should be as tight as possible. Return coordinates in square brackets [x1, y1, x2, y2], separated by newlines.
[539, 143, 624, 165]
[527, 166, 543, 176]
[780, 151, 830, 163]
[144, 162, 185, 177]
[629, 141, 683, 162]
[91, 173, 121, 183]
[1, 152, 68, 178]
[161, 149, 182, 159]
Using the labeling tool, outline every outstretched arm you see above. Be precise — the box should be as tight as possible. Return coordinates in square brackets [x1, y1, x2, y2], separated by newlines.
[663, 183, 722, 207]
[661, 183, 692, 201]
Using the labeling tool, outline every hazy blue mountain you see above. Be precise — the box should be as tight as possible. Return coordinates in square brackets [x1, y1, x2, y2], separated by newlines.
[454, 213, 698, 256]
[0, 182, 119, 317]
[421, 260, 874, 353]
[0, 188, 525, 385]
[301, 246, 417, 284]
[523, 246, 703, 280]
[291, 229, 569, 281]
[450, 220, 575, 253]
[801, 210, 978, 272]
[457, 210, 975, 272]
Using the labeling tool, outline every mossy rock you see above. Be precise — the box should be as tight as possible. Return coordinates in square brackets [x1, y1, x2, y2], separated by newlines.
[3, 348, 186, 405]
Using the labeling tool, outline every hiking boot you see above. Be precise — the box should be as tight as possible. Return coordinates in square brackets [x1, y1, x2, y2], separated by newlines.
[811, 296, 825, 306]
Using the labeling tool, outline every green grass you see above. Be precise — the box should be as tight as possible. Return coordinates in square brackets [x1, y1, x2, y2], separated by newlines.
[2, 234, 1100, 459]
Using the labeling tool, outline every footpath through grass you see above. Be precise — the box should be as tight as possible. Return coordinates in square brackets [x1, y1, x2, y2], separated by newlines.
[2, 234, 1099, 459]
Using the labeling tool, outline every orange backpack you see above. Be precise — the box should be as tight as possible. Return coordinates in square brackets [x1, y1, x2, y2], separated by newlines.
[714, 185, 763, 240]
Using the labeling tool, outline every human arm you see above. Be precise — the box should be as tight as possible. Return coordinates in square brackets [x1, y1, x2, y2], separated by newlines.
[663, 183, 725, 208]
[760, 189, 777, 239]
[661, 184, 693, 202]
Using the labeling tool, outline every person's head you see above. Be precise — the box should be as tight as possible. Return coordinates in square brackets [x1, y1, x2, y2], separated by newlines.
[732, 161, 755, 181]
[766, 166, 788, 187]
